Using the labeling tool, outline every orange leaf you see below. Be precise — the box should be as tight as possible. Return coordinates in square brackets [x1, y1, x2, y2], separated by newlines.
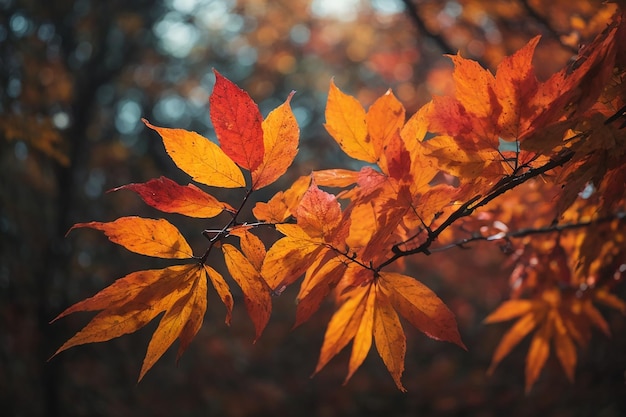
[175, 271, 207, 362]
[366, 89, 405, 161]
[314, 284, 370, 375]
[203, 265, 233, 325]
[594, 289, 626, 314]
[112, 176, 233, 218]
[295, 253, 347, 328]
[230, 228, 266, 271]
[294, 182, 342, 240]
[373, 284, 406, 392]
[143, 119, 245, 188]
[553, 312, 576, 382]
[483, 299, 535, 323]
[494, 36, 540, 140]
[448, 52, 496, 120]
[423, 134, 501, 180]
[312, 169, 359, 188]
[345, 283, 376, 384]
[261, 224, 324, 291]
[252, 191, 291, 223]
[69, 217, 193, 259]
[324, 80, 375, 162]
[51, 264, 207, 381]
[222, 244, 271, 341]
[253, 175, 312, 223]
[487, 310, 541, 375]
[379, 130, 411, 181]
[379, 272, 465, 349]
[525, 316, 553, 393]
[210, 70, 264, 171]
[252, 91, 299, 189]
[141, 268, 206, 379]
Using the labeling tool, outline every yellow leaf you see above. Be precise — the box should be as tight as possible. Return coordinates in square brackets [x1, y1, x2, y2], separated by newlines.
[144, 119, 245, 188]
[366, 89, 405, 160]
[69, 217, 193, 259]
[373, 283, 406, 392]
[314, 284, 370, 374]
[51, 264, 207, 381]
[252, 91, 300, 189]
[261, 224, 324, 290]
[324, 80, 375, 162]
[222, 244, 272, 341]
[483, 299, 536, 323]
[553, 313, 577, 382]
[345, 284, 375, 384]
[488, 310, 541, 375]
[380, 272, 465, 348]
[203, 265, 233, 325]
[525, 316, 553, 393]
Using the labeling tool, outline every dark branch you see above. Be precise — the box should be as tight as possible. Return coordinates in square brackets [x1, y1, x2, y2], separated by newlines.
[519, 0, 579, 54]
[430, 212, 626, 253]
[376, 149, 575, 271]
[400, 0, 455, 55]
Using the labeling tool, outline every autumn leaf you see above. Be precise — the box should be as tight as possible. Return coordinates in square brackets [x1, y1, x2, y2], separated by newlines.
[312, 273, 463, 390]
[51, 264, 208, 381]
[366, 89, 405, 163]
[203, 264, 233, 325]
[143, 119, 245, 188]
[312, 169, 360, 188]
[494, 36, 541, 140]
[314, 283, 371, 377]
[324, 80, 375, 163]
[261, 224, 325, 291]
[222, 244, 271, 341]
[252, 91, 299, 189]
[378, 272, 465, 348]
[295, 252, 347, 328]
[345, 283, 376, 384]
[229, 228, 266, 271]
[483, 287, 623, 392]
[294, 182, 342, 240]
[525, 315, 552, 393]
[111, 176, 234, 218]
[252, 175, 311, 223]
[210, 70, 264, 171]
[373, 284, 406, 391]
[379, 130, 412, 182]
[69, 216, 193, 259]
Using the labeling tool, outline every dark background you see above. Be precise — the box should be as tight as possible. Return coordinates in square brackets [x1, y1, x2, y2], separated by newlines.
[1, 0, 625, 415]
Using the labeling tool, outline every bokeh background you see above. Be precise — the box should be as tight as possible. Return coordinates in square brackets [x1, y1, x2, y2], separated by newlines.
[1, 0, 625, 415]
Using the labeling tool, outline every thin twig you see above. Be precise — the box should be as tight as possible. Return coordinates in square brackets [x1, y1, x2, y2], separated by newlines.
[519, 0, 579, 54]
[430, 212, 626, 253]
[400, 0, 455, 55]
[376, 149, 575, 271]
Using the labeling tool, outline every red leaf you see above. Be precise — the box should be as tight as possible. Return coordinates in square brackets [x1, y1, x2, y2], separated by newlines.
[112, 176, 234, 218]
[210, 70, 264, 171]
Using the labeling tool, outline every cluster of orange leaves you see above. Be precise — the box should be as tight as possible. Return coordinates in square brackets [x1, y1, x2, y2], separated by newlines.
[52, 10, 626, 392]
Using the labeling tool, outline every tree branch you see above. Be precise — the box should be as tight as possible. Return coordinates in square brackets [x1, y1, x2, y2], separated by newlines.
[429, 211, 626, 253]
[376, 148, 575, 271]
[519, 0, 579, 54]
[400, 0, 455, 55]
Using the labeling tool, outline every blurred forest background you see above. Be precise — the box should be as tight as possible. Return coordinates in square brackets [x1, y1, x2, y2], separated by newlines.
[1, 0, 625, 416]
